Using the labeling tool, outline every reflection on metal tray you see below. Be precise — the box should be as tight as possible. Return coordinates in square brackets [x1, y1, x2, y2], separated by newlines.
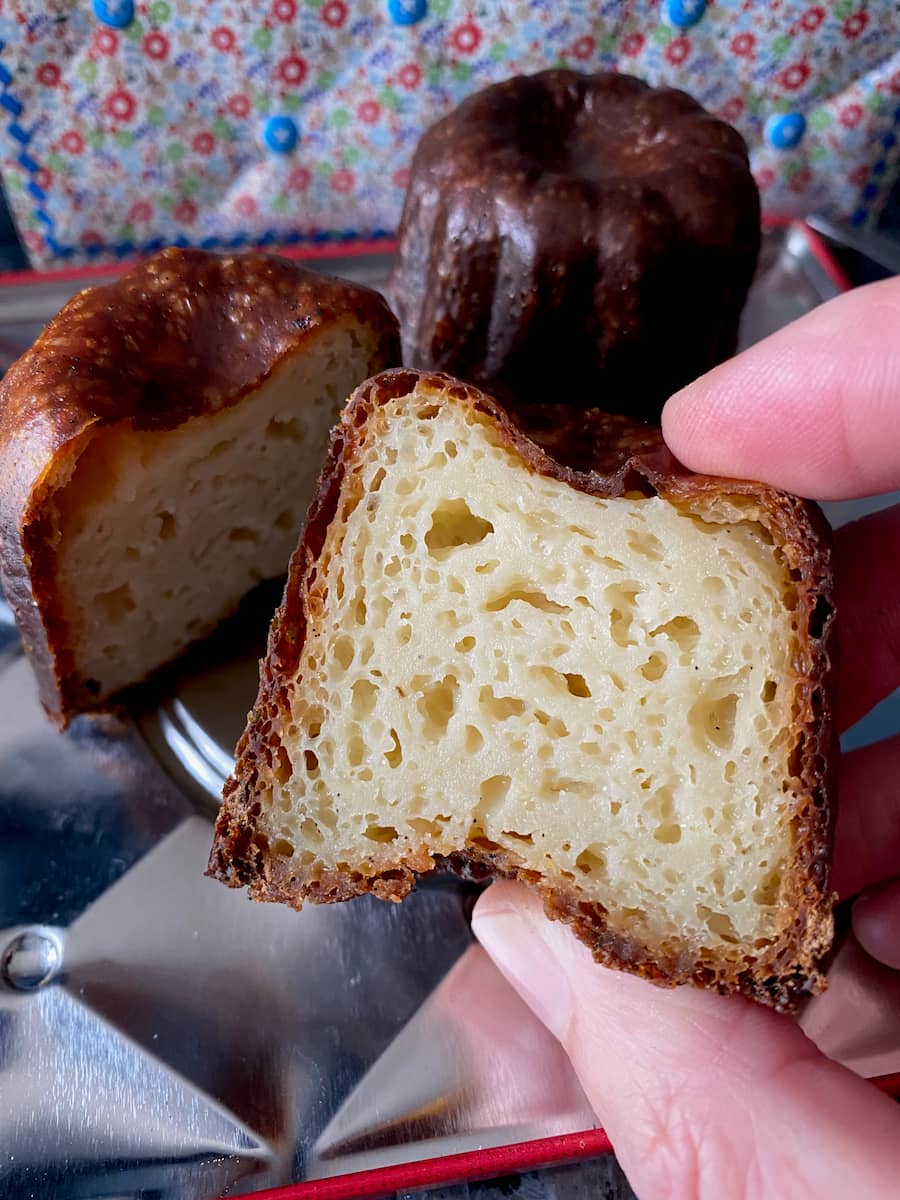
[2, 228, 900, 1200]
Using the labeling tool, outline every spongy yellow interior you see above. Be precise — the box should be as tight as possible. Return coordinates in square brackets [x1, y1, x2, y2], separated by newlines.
[263, 388, 800, 960]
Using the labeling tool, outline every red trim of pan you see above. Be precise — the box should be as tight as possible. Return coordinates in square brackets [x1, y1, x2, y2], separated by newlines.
[244, 1071, 900, 1197]
[762, 214, 852, 294]
[241, 1129, 613, 1199]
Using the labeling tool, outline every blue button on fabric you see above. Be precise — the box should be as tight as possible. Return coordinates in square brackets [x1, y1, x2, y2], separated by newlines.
[667, 0, 707, 29]
[93, 0, 134, 28]
[387, 0, 428, 25]
[765, 111, 806, 150]
[263, 115, 299, 153]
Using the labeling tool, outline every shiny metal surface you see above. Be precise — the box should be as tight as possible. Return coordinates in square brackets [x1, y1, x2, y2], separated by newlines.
[1, 230, 899, 1199]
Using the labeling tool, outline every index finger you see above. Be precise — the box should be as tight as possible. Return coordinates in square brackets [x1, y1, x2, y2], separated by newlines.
[662, 276, 900, 500]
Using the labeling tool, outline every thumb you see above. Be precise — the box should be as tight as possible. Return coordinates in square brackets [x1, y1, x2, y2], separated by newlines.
[472, 881, 900, 1200]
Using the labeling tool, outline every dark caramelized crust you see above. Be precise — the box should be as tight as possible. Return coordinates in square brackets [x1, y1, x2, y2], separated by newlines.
[0, 248, 400, 722]
[391, 69, 760, 422]
[209, 368, 836, 1012]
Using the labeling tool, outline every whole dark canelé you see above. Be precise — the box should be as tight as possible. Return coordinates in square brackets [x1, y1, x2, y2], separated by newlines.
[390, 70, 761, 422]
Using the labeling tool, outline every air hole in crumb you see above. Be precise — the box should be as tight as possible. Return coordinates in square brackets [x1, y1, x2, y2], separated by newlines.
[272, 838, 295, 857]
[96, 583, 136, 622]
[502, 830, 533, 844]
[690, 690, 738, 751]
[640, 653, 667, 682]
[605, 583, 640, 646]
[479, 686, 526, 721]
[465, 724, 484, 754]
[425, 499, 493, 557]
[157, 511, 177, 540]
[385, 729, 402, 768]
[351, 678, 378, 720]
[698, 906, 739, 943]
[229, 526, 258, 544]
[762, 680, 777, 703]
[456, 635, 477, 652]
[266, 415, 304, 441]
[418, 675, 458, 739]
[485, 587, 568, 615]
[333, 636, 354, 671]
[650, 615, 700, 653]
[575, 846, 606, 877]
[477, 775, 511, 817]
[564, 673, 591, 698]
[364, 824, 398, 843]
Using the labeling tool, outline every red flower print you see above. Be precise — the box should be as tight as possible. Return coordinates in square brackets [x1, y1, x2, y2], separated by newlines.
[397, 63, 422, 90]
[61, 129, 84, 153]
[731, 32, 755, 57]
[451, 20, 481, 55]
[848, 164, 869, 187]
[103, 88, 137, 122]
[779, 61, 810, 91]
[799, 6, 824, 32]
[192, 130, 215, 153]
[143, 31, 169, 61]
[278, 55, 307, 86]
[287, 165, 311, 192]
[36, 62, 61, 87]
[211, 26, 236, 53]
[719, 96, 744, 122]
[754, 166, 775, 190]
[94, 28, 118, 55]
[843, 10, 868, 38]
[129, 200, 153, 222]
[789, 167, 811, 194]
[840, 103, 864, 129]
[35, 167, 52, 191]
[174, 199, 198, 223]
[81, 230, 103, 246]
[235, 194, 257, 217]
[572, 36, 594, 61]
[321, 0, 347, 26]
[357, 99, 380, 124]
[330, 169, 354, 194]
[24, 230, 44, 253]
[621, 32, 644, 57]
[228, 94, 251, 118]
[393, 167, 410, 189]
[665, 36, 691, 66]
[890, 70, 900, 95]
[272, 0, 297, 20]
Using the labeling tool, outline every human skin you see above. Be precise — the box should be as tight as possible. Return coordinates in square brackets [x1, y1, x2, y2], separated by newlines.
[472, 276, 900, 1199]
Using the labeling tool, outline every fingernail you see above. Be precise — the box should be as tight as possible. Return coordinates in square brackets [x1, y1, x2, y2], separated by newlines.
[472, 900, 575, 1039]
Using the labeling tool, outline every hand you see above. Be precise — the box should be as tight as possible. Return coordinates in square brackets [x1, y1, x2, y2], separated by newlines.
[472, 276, 900, 1199]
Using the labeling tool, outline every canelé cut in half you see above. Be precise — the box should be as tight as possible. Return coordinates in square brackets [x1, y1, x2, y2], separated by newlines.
[0, 248, 399, 723]
[210, 369, 836, 1011]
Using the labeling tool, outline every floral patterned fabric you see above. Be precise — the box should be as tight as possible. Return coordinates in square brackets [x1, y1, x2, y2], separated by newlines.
[1, 0, 898, 268]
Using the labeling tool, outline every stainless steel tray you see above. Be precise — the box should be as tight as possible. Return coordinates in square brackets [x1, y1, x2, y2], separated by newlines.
[1, 230, 899, 1200]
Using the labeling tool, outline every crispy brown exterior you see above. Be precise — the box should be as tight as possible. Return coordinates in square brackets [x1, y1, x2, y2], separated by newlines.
[390, 69, 760, 422]
[0, 247, 400, 724]
[209, 368, 836, 1011]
